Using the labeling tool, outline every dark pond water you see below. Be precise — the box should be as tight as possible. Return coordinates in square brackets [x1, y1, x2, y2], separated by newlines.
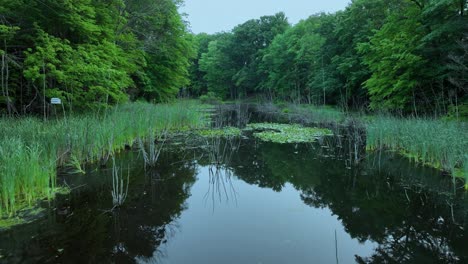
[0, 105, 467, 263]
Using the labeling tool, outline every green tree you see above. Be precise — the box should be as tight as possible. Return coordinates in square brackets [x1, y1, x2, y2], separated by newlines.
[332, 0, 396, 108]
[187, 33, 217, 96]
[124, 0, 196, 102]
[1, 0, 195, 113]
[358, 2, 428, 111]
[230, 12, 289, 98]
[260, 15, 325, 103]
[418, 0, 467, 116]
[199, 33, 236, 99]
[359, 0, 467, 113]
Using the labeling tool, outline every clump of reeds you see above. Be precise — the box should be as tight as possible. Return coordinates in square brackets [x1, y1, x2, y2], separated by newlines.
[0, 100, 207, 217]
[111, 160, 129, 207]
[138, 129, 167, 168]
[0, 139, 56, 217]
[366, 115, 468, 184]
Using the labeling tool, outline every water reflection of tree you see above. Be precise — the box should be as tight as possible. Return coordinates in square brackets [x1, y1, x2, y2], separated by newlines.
[229, 138, 468, 263]
[231, 141, 329, 191]
[302, 173, 467, 263]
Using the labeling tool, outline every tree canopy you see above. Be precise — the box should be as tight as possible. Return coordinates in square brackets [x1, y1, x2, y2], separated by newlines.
[0, 0, 194, 114]
[2, 0, 466, 117]
[190, 0, 467, 116]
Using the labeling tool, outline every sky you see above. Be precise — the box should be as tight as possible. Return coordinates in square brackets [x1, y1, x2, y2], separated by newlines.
[180, 0, 351, 34]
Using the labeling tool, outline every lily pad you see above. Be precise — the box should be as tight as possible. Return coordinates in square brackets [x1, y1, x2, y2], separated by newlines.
[196, 126, 242, 138]
[246, 123, 332, 144]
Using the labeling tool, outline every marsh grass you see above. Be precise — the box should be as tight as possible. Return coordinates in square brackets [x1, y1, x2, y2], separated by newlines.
[366, 116, 468, 187]
[274, 102, 467, 187]
[0, 101, 207, 217]
[255, 102, 467, 187]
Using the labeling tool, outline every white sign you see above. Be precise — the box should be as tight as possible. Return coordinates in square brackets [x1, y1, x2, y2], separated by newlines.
[51, 98, 62, 105]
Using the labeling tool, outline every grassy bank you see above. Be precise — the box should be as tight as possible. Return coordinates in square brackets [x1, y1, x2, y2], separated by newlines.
[0, 101, 207, 218]
[262, 102, 467, 187]
[366, 116, 468, 187]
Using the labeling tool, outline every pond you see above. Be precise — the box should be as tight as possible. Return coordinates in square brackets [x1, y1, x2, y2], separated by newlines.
[0, 105, 467, 263]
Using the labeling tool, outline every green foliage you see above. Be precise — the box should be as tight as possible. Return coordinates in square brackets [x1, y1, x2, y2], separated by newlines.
[187, 33, 218, 96]
[358, 2, 427, 110]
[198, 13, 289, 99]
[285, 104, 345, 123]
[128, 0, 196, 102]
[190, 0, 467, 115]
[0, 25, 19, 42]
[23, 29, 134, 110]
[0, 0, 194, 113]
[260, 15, 326, 102]
[199, 34, 236, 99]
[331, 0, 394, 107]
[199, 92, 222, 104]
[230, 12, 290, 96]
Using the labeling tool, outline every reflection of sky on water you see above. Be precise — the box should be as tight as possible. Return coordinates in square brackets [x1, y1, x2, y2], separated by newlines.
[155, 165, 376, 264]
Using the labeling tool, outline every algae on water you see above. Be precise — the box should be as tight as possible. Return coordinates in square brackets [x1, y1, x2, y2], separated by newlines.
[246, 123, 332, 144]
[0, 207, 46, 231]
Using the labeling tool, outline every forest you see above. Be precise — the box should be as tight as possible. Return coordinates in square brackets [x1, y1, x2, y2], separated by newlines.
[0, 0, 466, 117]
[1, 1, 467, 262]
[1, 0, 195, 114]
[189, 0, 467, 117]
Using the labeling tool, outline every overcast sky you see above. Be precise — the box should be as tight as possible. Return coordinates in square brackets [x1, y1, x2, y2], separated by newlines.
[180, 0, 351, 34]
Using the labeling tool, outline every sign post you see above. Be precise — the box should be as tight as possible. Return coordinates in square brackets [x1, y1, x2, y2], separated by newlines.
[51, 98, 62, 105]
[50, 98, 67, 124]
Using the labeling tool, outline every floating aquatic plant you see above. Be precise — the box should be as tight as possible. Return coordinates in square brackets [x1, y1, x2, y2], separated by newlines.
[246, 123, 332, 144]
[196, 127, 242, 138]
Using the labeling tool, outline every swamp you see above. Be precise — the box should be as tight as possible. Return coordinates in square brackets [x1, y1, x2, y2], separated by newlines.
[0, 104, 467, 263]
[1, 0, 468, 263]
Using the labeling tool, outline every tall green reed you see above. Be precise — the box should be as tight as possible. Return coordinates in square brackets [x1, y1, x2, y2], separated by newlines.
[366, 115, 468, 186]
[0, 101, 207, 217]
